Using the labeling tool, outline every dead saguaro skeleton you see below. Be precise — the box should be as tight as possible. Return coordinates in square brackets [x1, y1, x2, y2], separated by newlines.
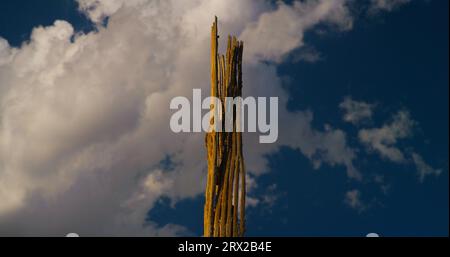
[204, 17, 246, 237]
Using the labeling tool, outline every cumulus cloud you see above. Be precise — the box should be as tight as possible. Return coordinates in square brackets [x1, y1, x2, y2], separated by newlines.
[339, 97, 375, 125]
[0, 0, 215, 235]
[0, 0, 414, 235]
[279, 114, 361, 180]
[240, 0, 353, 63]
[358, 111, 415, 162]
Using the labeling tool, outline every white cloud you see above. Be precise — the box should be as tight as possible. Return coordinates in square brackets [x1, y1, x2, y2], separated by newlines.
[77, 0, 148, 23]
[290, 45, 323, 63]
[357, 109, 444, 184]
[370, 0, 411, 12]
[0, 0, 388, 235]
[344, 189, 366, 212]
[277, 110, 361, 180]
[246, 182, 280, 210]
[240, 0, 352, 63]
[412, 153, 442, 183]
[358, 111, 415, 162]
[339, 97, 375, 125]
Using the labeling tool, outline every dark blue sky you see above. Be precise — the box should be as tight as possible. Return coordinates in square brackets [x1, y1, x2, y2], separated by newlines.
[0, 0, 447, 236]
[152, 0, 449, 237]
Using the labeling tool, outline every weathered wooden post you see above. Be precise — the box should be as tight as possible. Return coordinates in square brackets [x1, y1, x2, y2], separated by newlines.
[204, 17, 246, 237]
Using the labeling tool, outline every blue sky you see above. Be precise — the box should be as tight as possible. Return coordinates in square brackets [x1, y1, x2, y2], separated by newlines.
[153, 0, 449, 236]
[0, 0, 447, 236]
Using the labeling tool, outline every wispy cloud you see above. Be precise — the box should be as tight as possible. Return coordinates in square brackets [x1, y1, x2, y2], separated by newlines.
[358, 111, 415, 163]
[369, 0, 412, 12]
[340, 97, 375, 125]
[344, 189, 367, 213]
[412, 153, 442, 183]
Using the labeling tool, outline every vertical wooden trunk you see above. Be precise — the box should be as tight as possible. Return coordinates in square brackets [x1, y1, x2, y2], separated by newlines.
[204, 17, 245, 237]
